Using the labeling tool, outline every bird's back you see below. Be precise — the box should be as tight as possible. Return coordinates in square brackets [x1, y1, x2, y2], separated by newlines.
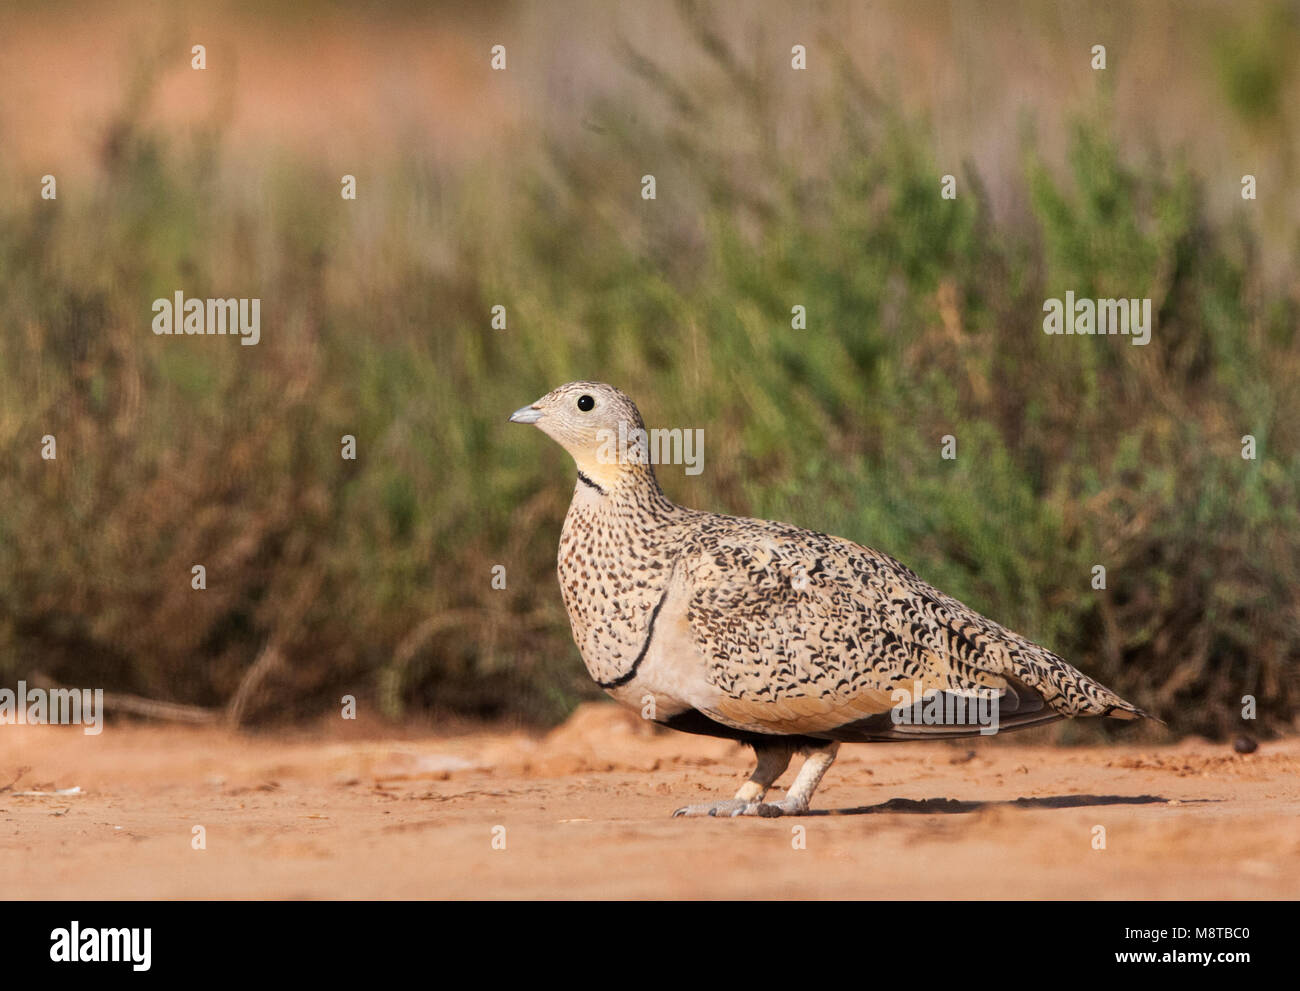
[671, 508, 1145, 739]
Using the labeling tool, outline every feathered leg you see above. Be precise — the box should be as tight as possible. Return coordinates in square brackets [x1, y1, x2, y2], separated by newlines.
[672, 740, 795, 817]
[735, 741, 839, 817]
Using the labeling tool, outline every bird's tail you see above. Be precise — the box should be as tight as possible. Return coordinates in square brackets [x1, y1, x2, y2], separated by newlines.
[1011, 648, 1161, 724]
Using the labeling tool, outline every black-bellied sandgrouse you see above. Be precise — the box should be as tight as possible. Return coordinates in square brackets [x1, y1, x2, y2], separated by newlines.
[510, 382, 1151, 817]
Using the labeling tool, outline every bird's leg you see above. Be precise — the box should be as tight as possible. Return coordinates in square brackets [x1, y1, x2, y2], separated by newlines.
[735, 741, 840, 817]
[672, 741, 794, 817]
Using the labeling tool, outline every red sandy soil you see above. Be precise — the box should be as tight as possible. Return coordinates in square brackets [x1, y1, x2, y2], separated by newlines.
[2, 703, 1297, 899]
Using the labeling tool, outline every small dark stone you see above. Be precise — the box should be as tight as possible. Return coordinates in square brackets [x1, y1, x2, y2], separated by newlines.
[1232, 735, 1258, 755]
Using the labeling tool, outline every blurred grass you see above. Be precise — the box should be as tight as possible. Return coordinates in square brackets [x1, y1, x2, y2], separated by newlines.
[0, 6, 1297, 737]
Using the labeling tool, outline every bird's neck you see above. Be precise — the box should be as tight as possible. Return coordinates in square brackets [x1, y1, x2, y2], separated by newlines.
[571, 457, 668, 501]
[567, 440, 665, 493]
[563, 460, 681, 545]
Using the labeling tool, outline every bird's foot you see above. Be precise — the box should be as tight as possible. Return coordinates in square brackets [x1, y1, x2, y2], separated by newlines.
[672, 797, 812, 818]
[731, 797, 811, 817]
[672, 799, 755, 818]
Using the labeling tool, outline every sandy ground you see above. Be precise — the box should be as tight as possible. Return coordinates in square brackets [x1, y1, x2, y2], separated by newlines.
[2, 703, 1296, 900]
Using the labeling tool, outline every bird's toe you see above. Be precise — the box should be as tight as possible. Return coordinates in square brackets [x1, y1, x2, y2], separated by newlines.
[733, 798, 810, 817]
[672, 799, 754, 818]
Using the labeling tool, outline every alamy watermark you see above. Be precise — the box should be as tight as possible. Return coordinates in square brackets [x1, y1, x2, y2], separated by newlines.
[596, 421, 704, 475]
[1043, 292, 1151, 346]
[890, 681, 1001, 735]
[50, 922, 150, 971]
[0, 681, 104, 735]
[152, 291, 261, 346]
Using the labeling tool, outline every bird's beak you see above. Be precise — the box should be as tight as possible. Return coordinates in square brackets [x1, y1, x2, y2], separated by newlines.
[509, 404, 543, 424]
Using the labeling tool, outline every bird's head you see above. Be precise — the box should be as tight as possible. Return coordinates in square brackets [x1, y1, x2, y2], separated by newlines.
[509, 381, 650, 490]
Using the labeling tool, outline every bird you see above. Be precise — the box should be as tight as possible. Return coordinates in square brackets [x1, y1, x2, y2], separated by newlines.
[510, 381, 1153, 817]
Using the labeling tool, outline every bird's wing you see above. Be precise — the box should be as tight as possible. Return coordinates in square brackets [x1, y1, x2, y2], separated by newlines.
[678, 517, 1142, 740]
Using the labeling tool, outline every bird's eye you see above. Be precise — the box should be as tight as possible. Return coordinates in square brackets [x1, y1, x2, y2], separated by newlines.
[577, 395, 595, 412]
